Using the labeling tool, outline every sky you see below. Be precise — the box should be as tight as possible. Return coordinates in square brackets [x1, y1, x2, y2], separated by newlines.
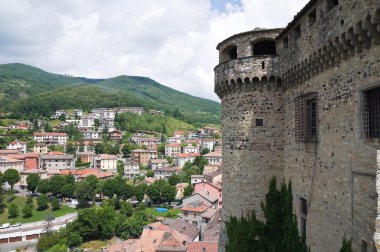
[0, 0, 309, 101]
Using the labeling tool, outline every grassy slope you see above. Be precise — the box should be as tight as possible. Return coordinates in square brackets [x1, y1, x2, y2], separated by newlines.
[0, 195, 76, 225]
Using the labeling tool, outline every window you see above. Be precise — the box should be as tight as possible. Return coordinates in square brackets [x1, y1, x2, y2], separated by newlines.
[308, 9, 316, 26]
[283, 37, 289, 49]
[295, 92, 318, 143]
[326, 0, 339, 12]
[363, 86, 380, 138]
[193, 221, 198, 226]
[361, 240, 367, 252]
[300, 198, 308, 239]
[252, 40, 276, 55]
[256, 119, 264, 127]
[294, 25, 301, 40]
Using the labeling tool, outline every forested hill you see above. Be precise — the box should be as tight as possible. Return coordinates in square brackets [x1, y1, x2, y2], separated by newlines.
[0, 63, 220, 124]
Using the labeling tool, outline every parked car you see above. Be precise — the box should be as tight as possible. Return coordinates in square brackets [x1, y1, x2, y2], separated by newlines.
[0, 223, 10, 229]
[11, 222, 21, 227]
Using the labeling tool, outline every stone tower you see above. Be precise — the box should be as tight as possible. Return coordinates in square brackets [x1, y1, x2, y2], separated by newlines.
[214, 28, 284, 250]
[215, 0, 380, 251]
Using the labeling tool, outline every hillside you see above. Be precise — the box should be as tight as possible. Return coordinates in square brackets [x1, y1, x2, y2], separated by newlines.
[0, 63, 220, 124]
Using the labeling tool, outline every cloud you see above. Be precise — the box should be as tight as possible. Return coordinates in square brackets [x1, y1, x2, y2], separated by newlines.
[0, 0, 309, 101]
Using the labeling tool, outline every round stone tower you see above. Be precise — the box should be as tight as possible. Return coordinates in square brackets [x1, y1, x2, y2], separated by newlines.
[214, 28, 285, 250]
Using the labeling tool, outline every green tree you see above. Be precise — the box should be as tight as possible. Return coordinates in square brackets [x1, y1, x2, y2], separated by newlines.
[26, 173, 40, 194]
[51, 197, 60, 211]
[117, 160, 124, 175]
[49, 175, 66, 196]
[37, 232, 64, 252]
[120, 201, 134, 217]
[75, 180, 95, 206]
[101, 178, 118, 198]
[26, 195, 34, 205]
[201, 148, 210, 155]
[67, 231, 83, 248]
[147, 179, 176, 204]
[37, 194, 49, 211]
[134, 183, 148, 202]
[115, 216, 145, 239]
[65, 141, 76, 154]
[84, 175, 99, 191]
[64, 174, 76, 185]
[183, 184, 194, 197]
[23, 203, 33, 218]
[58, 113, 66, 121]
[146, 170, 154, 178]
[37, 179, 50, 194]
[61, 183, 75, 200]
[225, 177, 307, 252]
[168, 174, 181, 185]
[8, 203, 18, 218]
[3, 169, 21, 189]
[339, 237, 353, 252]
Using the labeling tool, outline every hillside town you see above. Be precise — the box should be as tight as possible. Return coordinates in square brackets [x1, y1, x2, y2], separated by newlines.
[0, 107, 223, 251]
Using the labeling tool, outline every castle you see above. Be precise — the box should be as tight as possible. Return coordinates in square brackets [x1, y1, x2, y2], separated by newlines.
[214, 0, 380, 251]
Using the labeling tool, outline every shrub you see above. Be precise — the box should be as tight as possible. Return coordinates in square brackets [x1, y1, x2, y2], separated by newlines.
[37, 194, 49, 211]
[51, 197, 60, 211]
[8, 203, 18, 218]
[23, 203, 33, 218]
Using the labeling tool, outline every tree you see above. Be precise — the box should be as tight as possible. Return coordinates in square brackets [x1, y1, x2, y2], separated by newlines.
[3, 169, 21, 189]
[146, 170, 154, 178]
[49, 175, 66, 196]
[61, 183, 75, 200]
[26, 173, 40, 194]
[115, 216, 145, 239]
[120, 201, 134, 217]
[101, 178, 118, 198]
[8, 203, 18, 218]
[339, 237, 353, 252]
[66, 141, 76, 154]
[51, 197, 60, 211]
[225, 177, 307, 252]
[117, 160, 124, 175]
[201, 148, 210, 155]
[147, 179, 176, 204]
[134, 183, 148, 202]
[67, 231, 83, 247]
[58, 113, 66, 121]
[168, 174, 181, 185]
[75, 180, 95, 206]
[37, 194, 49, 211]
[37, 179, 50, 194]
[183, 184, 194, 197]
[23, 203, 33, 218]
[64, 174, 75, 185]
[85, 175, 99, 191]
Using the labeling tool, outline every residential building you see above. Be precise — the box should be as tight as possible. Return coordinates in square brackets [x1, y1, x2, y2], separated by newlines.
[20, 169, 48, 189]
[95, 154, 118, 171]
[175, 153, 201, 168]
[60, 168, 113, 181]
[200, 139, 216, 152]
[109, 130, 122, 140]
[137, 137, 160, 148]
[33, 132, 67, 145]
[165, 143, 181, 157]
[76, 152, 96, 166]
[7, 140, 27, 153]
[0, 149, 21, 156]
[166, 137, 182, 144]
[33, 143, 48, 154]
[203, 152, 222, 166]
[143, 177, 157, 185]
[194, 182, 222, 208]
[83, 131, 100, 139]
[40, 154, 74, 172]
[174, 131, 186, 140]
[187, 241, 218, 252]
[183, 145, 199, 154]
[176, 183, 189, 199]
[79, 115, 96, 127]
[191, 175, 205, 185]
[204, 170, 222, 184]
[52, 110, 66, 119]
[181, 201, 212, 227]
[154, 167, 179, 180]
[200, 127, 220, 136]
[148, 158, 169, 170]
[0, 157, 24, 173]
[116, 107, 144, 115]
[131, 149, 151, 166]
[10, 154, 40, 170]
[187, 131, 199, 140]
[124, 161, 140, 178]
[203, 165, 221, 175]
[74, 109, 83, 118]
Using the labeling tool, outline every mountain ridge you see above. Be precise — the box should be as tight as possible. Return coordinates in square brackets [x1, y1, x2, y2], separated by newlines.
[0, 63, 220, 124]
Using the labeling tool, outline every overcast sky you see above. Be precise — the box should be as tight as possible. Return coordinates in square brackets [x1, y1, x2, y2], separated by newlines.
[0, 0, 309, 101]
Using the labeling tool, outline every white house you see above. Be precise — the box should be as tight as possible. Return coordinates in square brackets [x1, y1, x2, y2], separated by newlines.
[124, 162, 140, 178]
[203, 152, 223, 166]
[33, 132, 67, 145]
[183, 145, 199, 154]
[175, 153, 201, 168]
[7, 140, 27, 153]
[95, 154, 118, 171]
[165, 143, 181, 157]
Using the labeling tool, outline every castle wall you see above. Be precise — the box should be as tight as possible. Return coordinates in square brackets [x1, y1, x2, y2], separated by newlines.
[215, 0, 380, 251]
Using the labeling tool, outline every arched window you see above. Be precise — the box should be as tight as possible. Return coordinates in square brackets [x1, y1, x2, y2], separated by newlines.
[221, 45, 238, 62]
[252, 40, 276, 55]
